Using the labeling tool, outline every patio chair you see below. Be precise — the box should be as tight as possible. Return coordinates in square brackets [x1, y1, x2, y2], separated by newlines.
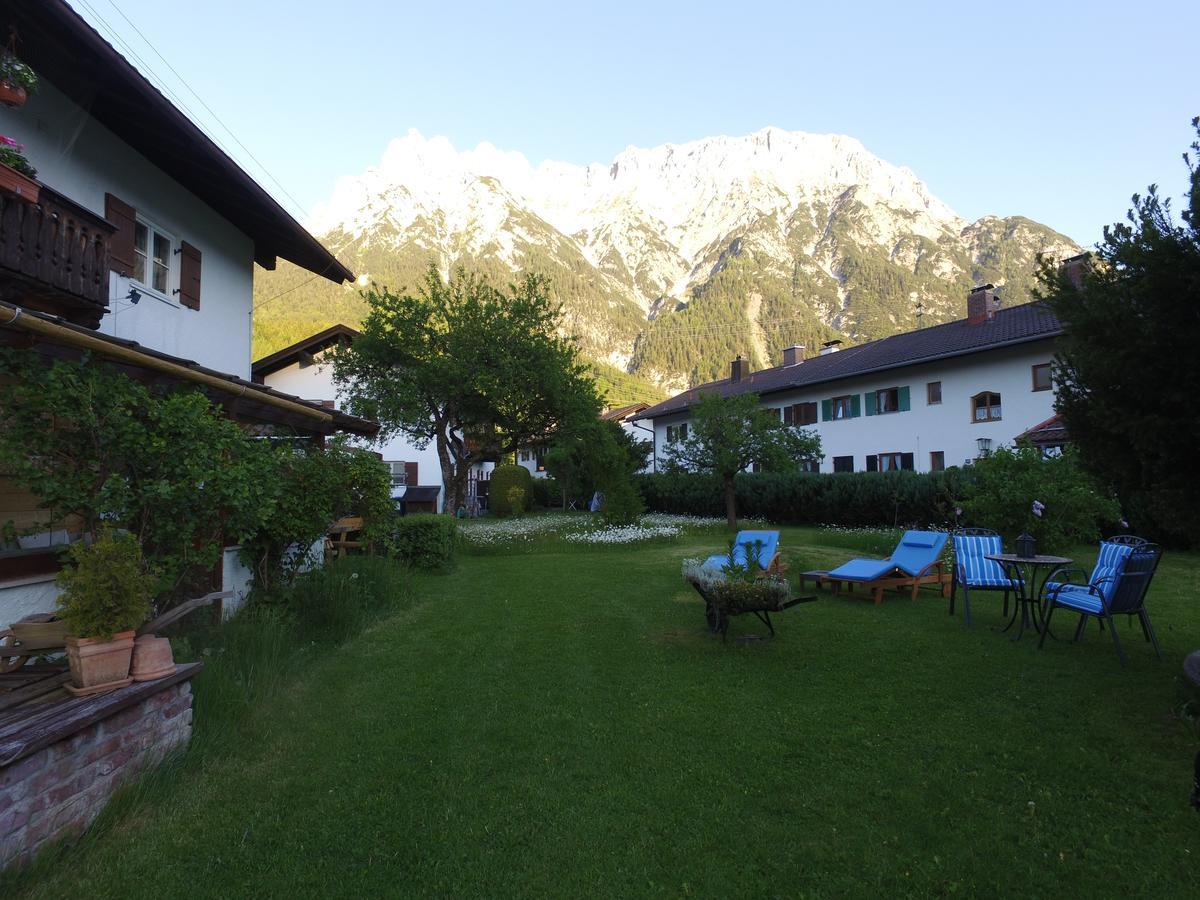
[949, 528, 1020, 626]
[1039, 541, 1163, 666]
[700, 530, 784, 576]
[814, 530, 950, 605]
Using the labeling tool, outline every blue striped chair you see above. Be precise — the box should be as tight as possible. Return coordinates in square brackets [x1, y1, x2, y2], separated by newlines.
[949, 528, 1020, 626]
[1040, 538, 1162, 665]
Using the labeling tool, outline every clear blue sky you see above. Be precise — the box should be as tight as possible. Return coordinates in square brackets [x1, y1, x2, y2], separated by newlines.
[68, 0, 1198, 246]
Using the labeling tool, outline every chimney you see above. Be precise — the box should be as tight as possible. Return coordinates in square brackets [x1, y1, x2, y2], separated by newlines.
[818, 340, 842, 356]
[730, 355, 751, 383]
[782, 344, 805, 366]
[966, 284, 999, 324]
[1061, 253, 1089, 290]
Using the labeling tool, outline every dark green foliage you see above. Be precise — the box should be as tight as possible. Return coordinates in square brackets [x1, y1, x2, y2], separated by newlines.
[1037, 118, 1200, 548]
[489, 464, 532, 517]
[961, 446, 1121, 553]
[544, 418, 649, 508]
[240, 438, 394, 592]
[0, 350, 276, 603]
[667, 391, 822, 526]
[333, 265, 602, 512]
[599, 475, 645, 526]
[528, 476, 561, 509]
[55, 529, 156, 640]
[391, 514, 456, 569]
[638, 469, 972, 528]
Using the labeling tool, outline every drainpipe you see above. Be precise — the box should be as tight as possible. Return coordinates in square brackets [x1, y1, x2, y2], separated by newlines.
[0, 301, 333, 425]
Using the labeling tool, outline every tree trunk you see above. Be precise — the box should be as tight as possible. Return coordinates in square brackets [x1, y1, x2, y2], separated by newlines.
[723, 472, 737, 529]
[434, 428, 460, 514]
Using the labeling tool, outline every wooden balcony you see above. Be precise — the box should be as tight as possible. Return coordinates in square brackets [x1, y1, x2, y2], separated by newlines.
[0, 183, 115, 328]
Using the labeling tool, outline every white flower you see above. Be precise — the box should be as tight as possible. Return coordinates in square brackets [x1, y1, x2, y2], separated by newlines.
[1031, 500, 1045, 518]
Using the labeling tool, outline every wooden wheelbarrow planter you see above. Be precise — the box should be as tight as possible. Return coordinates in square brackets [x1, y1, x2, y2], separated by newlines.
[686, 579, 817, 641]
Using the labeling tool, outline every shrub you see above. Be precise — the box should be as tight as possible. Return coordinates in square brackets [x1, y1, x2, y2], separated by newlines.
[56, 529, 156, 640]
[961, 446, 1121, 553]
[637, 468, 972, 528]
[529, 476, 561, 509]
[599, 476, 644, 526]
[392, 514, 456, 569]
[489, 464, 532, 517]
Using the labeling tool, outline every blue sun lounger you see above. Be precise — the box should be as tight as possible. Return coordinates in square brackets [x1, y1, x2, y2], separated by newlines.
[700, 530, 783, 575]
[803, 530, 950, 605]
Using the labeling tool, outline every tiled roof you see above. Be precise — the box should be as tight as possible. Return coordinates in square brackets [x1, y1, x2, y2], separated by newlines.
[636, 303, 1062, 420]
[1017, 413, 1069, 445]
[601, 402, 650, 422]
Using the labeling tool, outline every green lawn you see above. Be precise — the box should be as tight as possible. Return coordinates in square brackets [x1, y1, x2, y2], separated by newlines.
[8, 527, 1200, 897]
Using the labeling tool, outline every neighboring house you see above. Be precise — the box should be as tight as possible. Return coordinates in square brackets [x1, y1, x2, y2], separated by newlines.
[0, 1, 375, 623]
[1016, 414, 1069, 456]
[252, 325, 462, 512]
[601, 402, 654, 470]
[637, 286, 1061, 474]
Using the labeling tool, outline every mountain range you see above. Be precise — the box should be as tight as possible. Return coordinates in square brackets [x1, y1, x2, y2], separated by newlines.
[253, 127, 1080, 396]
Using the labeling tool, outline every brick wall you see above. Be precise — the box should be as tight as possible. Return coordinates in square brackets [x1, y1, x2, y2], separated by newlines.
[0, 681, 194, 870]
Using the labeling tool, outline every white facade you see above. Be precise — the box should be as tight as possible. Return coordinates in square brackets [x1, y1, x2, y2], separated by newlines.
[647, 341, 1058, 474]
[0, 83, 255, 377]
[261, 350, 449, 510]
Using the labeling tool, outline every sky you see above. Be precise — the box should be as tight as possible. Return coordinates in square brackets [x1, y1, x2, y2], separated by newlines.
[67, 0, 1199, 247]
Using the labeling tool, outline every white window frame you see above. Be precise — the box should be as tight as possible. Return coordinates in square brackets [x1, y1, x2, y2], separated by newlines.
[132, 214, 179, 304]
[385, 462, 408, 488]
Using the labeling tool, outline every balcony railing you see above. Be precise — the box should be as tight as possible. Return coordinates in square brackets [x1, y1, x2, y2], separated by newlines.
[0, 183, 115, 327]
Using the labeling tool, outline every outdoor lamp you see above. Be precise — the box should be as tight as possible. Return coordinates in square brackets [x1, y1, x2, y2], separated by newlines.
[976, 437, 992, 457]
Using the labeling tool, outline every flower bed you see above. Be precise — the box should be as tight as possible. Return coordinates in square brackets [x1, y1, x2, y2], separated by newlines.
[458, 512, 727, 550]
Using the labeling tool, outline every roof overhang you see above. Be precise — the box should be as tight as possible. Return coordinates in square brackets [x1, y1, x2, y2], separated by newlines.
[251, 324, 362, 381]
[0, 302, 378, 437]
[1, 0, 353, 284]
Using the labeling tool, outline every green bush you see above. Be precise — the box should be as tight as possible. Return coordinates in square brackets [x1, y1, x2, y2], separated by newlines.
[529, 476, 561, 509]
[56, 529, 156, 640]
[600, 476, 644, 526]
[961, 446, 1121, 553]
[637, 468, 972, 528]
[392, 514, 457, 569]
[489, 464, 532, 517]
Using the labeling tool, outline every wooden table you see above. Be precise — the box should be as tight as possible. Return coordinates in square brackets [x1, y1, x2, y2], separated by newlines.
[986, 553, 1073, 641]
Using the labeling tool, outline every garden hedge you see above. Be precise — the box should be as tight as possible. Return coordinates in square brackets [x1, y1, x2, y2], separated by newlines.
[391, 514, 457, 569]
[489, 464, 533, 517]
[636, 469, 975, 528]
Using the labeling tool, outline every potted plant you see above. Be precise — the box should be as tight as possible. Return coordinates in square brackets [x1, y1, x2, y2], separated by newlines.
[56, 529, 155, 696]
[0, 134, 38, 203]
[0, 50, 36, 108]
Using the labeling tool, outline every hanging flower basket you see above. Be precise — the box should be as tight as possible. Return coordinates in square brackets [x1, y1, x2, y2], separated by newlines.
[0, 79, 25, 109]
[0, 160, 37, 203]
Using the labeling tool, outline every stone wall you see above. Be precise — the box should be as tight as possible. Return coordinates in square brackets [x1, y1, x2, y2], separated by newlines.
[0, 680, 194, 870]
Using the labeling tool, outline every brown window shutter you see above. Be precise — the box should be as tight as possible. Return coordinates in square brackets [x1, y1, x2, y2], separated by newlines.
[404, 462, 418, 485]
[179, 241, 202, 310]
[866, 455, 879, 472]
[105, 193, 136, 277]
[901, 452, 915, 471]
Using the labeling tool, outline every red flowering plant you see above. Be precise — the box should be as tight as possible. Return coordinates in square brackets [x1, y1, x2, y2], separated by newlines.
[0, 134, 36, 178]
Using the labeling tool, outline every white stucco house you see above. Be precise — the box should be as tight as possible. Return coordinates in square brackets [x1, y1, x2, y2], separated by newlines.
[636, 285, 1062, 474]
[0, 1, 375, 624]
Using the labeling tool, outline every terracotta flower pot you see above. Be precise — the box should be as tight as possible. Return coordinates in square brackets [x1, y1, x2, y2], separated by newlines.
[64, 631, 135, 696]
[130, 634, 176, 682]
[0, 80, 26, 109]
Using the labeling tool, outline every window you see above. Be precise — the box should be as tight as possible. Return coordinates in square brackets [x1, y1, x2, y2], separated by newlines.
[666, 423, 688, 444]
[867, 452, 914, 472]
[798, 459, 820, 473]
[927, 381, 942, 405]
[1032, 363, 1052, 392]
[930, 451, 945, 472]
[832, 396, 854, 420]
[782, 402, 818, 426]
[833, 455, 854, 473]
[971, 391, 1002, 422]
[133, 217, 175, 297]
[386, 462, 408, 488]
[866, 386, 910, 415]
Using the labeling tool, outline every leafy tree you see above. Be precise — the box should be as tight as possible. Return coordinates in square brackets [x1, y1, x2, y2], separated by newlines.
[1036, 117, 1200, 546]
[665, 392, 822, 527]
[333, 266, 601, 513]
[544, 419, 650, 508]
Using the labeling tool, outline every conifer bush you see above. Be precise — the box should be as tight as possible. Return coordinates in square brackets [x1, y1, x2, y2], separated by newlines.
[489, 465, 532, 517]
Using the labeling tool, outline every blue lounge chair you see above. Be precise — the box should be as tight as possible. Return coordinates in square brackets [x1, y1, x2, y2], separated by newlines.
[700, 530, 782, 575]
[1040, 538, 1162, 665]
[949, 528, 1020, 626]
[814, 530, 950, 605]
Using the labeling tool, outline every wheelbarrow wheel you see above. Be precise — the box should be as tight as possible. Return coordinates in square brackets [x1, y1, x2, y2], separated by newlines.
[0, 630, 28, 673]
[705, 602, 720, 633]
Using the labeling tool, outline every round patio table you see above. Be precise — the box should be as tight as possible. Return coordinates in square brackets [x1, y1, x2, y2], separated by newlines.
[985, 553, 1073, 642]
